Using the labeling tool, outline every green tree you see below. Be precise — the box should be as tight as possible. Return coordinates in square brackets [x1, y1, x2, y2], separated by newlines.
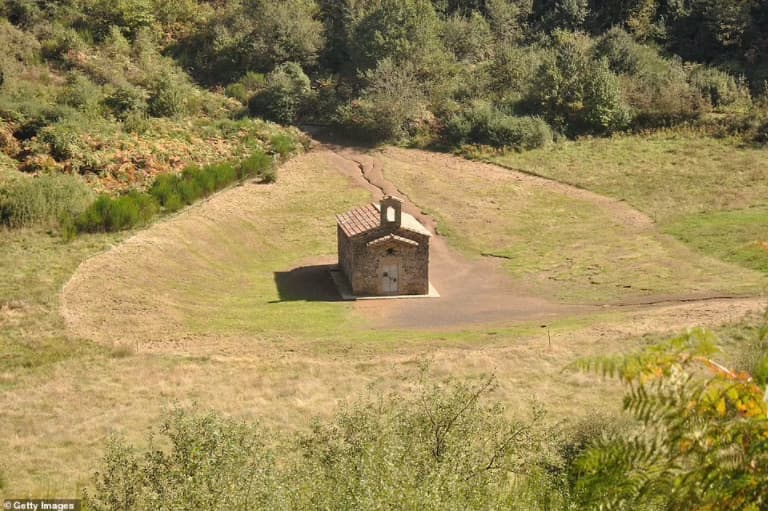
[531, 32, 630, 134]
[582, 58, 631, 133]
[348, 0, 443, 72]
[178, 0, 323, 85]
[441, 11, 494, 64]
[335, 58, 429, 141]
[486, 0, 532, 44]
[249, 62, 312, 124]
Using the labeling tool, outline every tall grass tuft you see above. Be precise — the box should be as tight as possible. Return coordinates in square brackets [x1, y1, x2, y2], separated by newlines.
[237, 150, 272, 181]
[72, 149, 278, 233]
[0, 174, 93, 228]
[269, 134, 296, 157]
[76, 191, 158, 232]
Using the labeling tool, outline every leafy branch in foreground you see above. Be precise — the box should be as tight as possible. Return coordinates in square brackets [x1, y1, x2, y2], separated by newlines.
[570, 325, 768, 511]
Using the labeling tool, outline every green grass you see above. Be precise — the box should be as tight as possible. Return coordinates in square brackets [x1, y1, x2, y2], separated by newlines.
[0, 229, 117, 375]
[0, 152, 18, 184]
[490, 130, 768, 221]
[489, 130, 768, 276]
[665, 206, 768, 273]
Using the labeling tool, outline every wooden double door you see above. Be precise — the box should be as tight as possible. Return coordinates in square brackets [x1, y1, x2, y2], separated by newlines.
[381, 262, 399, 295]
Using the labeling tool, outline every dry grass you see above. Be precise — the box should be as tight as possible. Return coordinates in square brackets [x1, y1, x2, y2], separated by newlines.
[2, 299, 762, 496]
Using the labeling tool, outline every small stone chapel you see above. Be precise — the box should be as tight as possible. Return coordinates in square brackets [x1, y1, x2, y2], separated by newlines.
[336, 196, 430, 296]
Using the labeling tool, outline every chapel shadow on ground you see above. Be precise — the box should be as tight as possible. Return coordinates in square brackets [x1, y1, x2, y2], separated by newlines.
[272, 265, 342, 302]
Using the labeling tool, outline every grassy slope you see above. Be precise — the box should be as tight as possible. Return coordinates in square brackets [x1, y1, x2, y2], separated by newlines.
[0, 230, 119, 373]
[377, 148, 764, 303]
[489, 131, 768, 275]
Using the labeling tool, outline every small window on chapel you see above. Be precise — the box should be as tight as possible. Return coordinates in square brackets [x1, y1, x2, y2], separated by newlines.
[386, 207, 396, 222]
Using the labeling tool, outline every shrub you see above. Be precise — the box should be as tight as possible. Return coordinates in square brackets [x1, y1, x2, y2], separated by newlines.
[335, 58, 430, 142]
[269, 134, 296, 157]
[177, 178, 201, 204]
[58, 72, 104, 116]
[237, 150, 272, 180]
[582, 59, 632, 133]
[689, 66, 749, 109]
[148, 173, 182, 209]
[147, 78, 190, 118]
[83, 408, 277, 511]
[76, 191, 157, 232]
[182, 165, 215, 196]
[297, 376, 551, 509]
[39, 23, 84, 61]
[445, 102, 553, 149]
[103, 85, 148, 120]
[207, 162, 237, 190]
[225, 72, 266, 105]
[531, 34, 631, 135]
[85, 376, 558, 510]
[248, 62, 311, 124]
[0, 174, 93, 228]
[150, 158, 259, 212]
[594, 27, 646, 75]
[224, 83, 248, 104]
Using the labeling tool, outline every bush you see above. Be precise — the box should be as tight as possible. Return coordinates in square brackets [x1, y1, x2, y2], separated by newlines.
[0, 174, 93, 228]
[147, 78, 190, 118]
[269, 134, 296, 157]
[248, 62, 311, 124]
[531, 34, 631, 135]
[298, 376, 552, 509]
[103, 85, 148, 120]
[689, 66, 749, 109]
[58, 72, 104, 116]
[207, 162, 237, 189]
[76, 191, 157, 232]
[237, 150, 272, 180]
[445, 102, 553, 149]
[225, 72, 266, 105]
[224, 83, 248, 104]
[84, 408, 277, 511]
[150, 156, 266, 212]
[75, 151, 276, 233]
[334, 58, 430, 142]
[85, 376, 558, 510]
[148, 173, 183, 210]
[594, 27, 646, 75]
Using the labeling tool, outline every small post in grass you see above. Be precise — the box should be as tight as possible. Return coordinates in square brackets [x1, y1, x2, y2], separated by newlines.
[541, 325, 551, 350]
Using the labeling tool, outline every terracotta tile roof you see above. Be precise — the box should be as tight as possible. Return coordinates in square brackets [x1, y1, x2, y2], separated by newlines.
[337, 203, 432, 238]
[366, 234, 419, 247]
[336, 204, 380, 237]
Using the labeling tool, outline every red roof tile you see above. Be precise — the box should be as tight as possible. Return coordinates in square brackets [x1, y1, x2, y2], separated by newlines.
[336, 204, 380, 237]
